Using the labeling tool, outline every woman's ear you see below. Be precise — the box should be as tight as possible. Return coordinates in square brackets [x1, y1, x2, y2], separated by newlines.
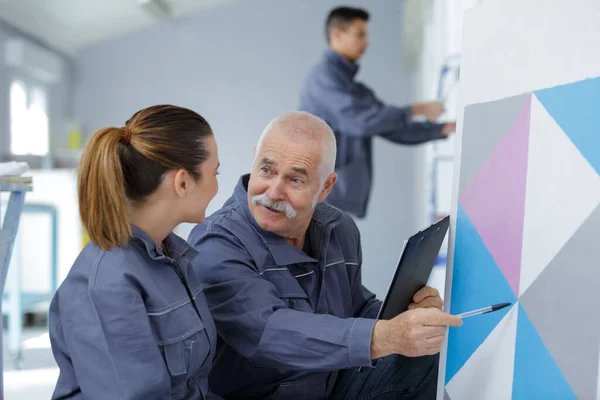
[173, 169, 191, 197]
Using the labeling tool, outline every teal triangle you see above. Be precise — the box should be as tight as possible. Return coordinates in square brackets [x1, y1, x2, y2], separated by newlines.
[445, 204, 517, 384]
[534, 77, 600, 176]
[513, 305, 576, 399]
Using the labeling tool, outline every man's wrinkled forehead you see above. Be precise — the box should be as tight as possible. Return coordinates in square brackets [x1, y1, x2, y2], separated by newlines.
[257, 131, 322, 169]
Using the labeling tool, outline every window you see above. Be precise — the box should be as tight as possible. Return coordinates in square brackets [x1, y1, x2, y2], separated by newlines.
[422, 0, 479, 272]
[10, 79, 49, 156]
[424, 0, 481, 222]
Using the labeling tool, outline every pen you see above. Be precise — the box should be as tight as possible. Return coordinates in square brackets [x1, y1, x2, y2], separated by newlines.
[359, 303, 510, 373]
[455, 302, 511, 319]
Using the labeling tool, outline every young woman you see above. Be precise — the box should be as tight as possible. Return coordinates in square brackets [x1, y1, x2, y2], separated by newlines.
[49, 105, 223, 399]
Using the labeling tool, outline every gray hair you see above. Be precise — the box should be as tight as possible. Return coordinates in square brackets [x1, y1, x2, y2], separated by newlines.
[254, 111, 337, 184]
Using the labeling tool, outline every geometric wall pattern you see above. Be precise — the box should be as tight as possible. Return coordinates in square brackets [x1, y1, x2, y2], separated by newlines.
[444, 76, 600, 399]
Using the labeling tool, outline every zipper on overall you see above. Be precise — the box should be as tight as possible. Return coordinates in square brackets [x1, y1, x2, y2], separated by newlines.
[171, 265, 203, 319]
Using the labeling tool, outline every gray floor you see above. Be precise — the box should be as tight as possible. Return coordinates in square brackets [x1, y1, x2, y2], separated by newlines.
[3, 326, 57, 400]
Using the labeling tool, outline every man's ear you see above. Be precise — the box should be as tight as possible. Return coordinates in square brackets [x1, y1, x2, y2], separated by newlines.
[317, 173, 337, 203]
[330, 27, 342, 42]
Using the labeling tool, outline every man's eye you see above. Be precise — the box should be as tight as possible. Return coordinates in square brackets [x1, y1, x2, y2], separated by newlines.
[292, 178, 303, 184]
[261, 167, 270, 174]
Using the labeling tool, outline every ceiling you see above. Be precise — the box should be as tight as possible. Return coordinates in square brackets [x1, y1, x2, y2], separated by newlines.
[0, 0, 236, 56]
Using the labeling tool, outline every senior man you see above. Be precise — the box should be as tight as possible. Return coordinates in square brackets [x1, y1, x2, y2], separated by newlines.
[188, 111, 462, 400]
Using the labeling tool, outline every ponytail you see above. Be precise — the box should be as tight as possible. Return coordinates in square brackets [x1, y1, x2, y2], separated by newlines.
[78, 127, 131, 251]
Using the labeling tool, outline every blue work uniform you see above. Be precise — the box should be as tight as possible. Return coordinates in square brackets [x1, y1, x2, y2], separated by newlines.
[299, 49, 446, 218]
[188, 175, 382, 400]
[49, 226, 221, 400]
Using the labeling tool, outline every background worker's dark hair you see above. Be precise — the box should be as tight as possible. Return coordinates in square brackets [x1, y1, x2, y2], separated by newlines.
[78, 104, 213, 251]
[325, 6, 370, 42]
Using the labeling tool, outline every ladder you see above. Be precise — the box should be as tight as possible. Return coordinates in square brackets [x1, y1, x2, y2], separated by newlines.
[0, 180, 32, 397]
[430, 54, 461, 266]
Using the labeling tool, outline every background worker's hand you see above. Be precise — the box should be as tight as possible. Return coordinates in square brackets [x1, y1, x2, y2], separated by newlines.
[408, 286, 443, 311]
[412, 101, 445, 121]
[370, 308, 463, 359]
[442, 122, 457, 137]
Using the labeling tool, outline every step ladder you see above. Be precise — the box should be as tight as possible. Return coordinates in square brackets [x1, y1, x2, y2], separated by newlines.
[0, 180, 32, 397]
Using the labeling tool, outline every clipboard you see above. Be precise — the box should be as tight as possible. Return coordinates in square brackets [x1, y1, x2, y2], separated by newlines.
[377, 216, 450, 320]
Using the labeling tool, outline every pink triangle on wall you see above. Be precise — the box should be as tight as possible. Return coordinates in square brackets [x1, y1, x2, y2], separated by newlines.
[459, 95, 531, 297]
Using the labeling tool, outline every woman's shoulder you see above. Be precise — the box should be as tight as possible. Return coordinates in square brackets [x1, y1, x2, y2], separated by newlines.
[58, 242, 147, 297]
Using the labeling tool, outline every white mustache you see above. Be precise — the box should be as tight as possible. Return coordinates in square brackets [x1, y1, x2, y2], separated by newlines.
[252, 193, 297, 219]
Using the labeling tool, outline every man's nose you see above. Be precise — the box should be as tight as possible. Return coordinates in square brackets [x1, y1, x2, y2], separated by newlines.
[266, 179, 286, 201]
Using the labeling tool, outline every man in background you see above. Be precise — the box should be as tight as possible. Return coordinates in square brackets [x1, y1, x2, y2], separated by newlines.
[299, 6, 456, 218]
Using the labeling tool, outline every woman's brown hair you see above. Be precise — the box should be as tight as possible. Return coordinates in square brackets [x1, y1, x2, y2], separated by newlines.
[77, 105, 213, 251]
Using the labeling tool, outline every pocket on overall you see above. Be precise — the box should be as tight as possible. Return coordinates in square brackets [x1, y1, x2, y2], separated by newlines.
[148, 301, 210, 378]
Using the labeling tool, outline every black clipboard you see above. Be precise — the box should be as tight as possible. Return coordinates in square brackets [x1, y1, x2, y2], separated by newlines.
[377, 216, 450, 320]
